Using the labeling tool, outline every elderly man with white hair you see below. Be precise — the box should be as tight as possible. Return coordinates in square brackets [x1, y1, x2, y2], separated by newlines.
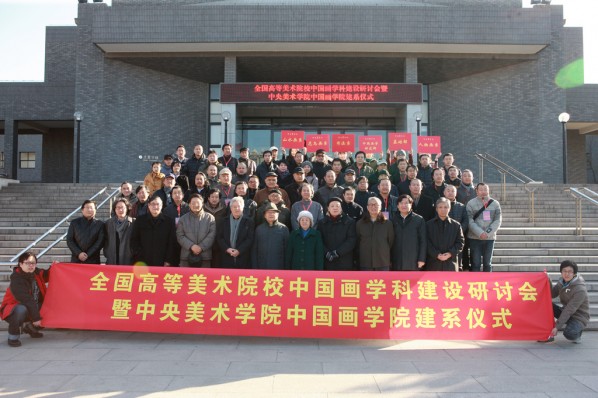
[217, 197, 255, 269]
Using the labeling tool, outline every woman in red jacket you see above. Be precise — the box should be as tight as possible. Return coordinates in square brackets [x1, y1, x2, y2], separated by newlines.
[0, 251, 49, 347]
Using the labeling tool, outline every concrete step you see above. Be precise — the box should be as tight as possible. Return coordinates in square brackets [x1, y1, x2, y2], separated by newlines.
[493, 249, 598, 256]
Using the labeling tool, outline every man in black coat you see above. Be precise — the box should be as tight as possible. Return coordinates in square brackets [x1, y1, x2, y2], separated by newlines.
[217, 197, 255, 269]
[425, 198, 464, 272]
[391, 195, 427, 271]
[130, 195, 177, 266]
[318, 197, 357, 271]
[66, 200, 105, 264]
[409, 178, 435, 221]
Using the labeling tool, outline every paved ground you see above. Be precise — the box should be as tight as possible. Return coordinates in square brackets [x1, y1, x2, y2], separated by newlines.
[1, 330, 598, 397]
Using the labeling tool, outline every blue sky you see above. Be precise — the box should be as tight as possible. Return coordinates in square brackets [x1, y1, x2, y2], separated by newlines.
[0, 0, 596, 83]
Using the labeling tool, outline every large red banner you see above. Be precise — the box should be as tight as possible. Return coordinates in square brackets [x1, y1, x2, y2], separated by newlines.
[281, 130, 305, 149]
[306, 134, 330, 152]
[389, 132, 413, 151]
[358, 136, 382, 153]
[417, 136, 441, 154]
[331, 134, 355, 153]
[220, 83, 423, 104]
[41, 264, 554, 340]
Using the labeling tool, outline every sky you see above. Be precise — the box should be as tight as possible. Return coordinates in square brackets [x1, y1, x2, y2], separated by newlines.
[0, 0, 596, 83]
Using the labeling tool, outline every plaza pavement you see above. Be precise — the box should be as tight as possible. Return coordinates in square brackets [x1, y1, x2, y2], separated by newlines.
[0, 329, 598, 397]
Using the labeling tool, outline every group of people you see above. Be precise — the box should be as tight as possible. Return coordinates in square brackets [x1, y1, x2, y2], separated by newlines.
[0, 143, 590, 346]
[66, 143, 502, 272]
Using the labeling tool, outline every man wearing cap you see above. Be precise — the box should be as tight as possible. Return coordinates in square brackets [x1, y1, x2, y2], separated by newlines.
[161, 154, 174, 176]
[218, 143, 238, 174]
[255, 150, 278, 188]
[341, 169, 358, 189]
[269, 146, 280, 163]
[285, 167, 307, 205]
[347, 151, 374, 179]
[153, 173, 176, 207]
[252, 202, 290, 269]
[255, 189, 292, 229]
[368, 160, 389, 187]
[215, 168, 235, 206]
[253, 172, 292, 208]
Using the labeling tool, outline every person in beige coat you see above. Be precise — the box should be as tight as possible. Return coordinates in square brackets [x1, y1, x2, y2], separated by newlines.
[176, 194, 216, 267]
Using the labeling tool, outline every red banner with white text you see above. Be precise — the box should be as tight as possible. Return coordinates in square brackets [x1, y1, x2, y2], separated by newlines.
[41, 263, 553, 340]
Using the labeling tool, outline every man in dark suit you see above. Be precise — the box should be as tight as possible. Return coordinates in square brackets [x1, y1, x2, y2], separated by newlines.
[217, 197, 255, 269]
[409, 178, 435, 221]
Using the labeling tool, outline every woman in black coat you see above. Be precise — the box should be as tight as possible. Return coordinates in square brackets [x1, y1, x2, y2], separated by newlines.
[318, 197, 357, 271]
[217, 197, 255, 269]
[391, 194, 427, 271]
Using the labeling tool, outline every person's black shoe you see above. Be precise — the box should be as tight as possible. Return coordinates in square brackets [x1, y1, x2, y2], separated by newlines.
[23, 323, 44, 338]
[8, 339, 22, 347]
[537, 336, 555, 343]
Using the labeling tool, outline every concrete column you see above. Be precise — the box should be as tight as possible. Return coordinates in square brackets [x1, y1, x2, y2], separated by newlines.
[222, 57, 237, 149]
[4, 119, 18, 180]
[404, 58, 423, 154]
[404, 57, 418, 84]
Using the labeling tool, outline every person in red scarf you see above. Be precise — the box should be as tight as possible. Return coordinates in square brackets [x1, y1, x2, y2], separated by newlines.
[0, 252, 49, 347]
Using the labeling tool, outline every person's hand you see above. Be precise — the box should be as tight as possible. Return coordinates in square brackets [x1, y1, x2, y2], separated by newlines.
[417, 261, 425, 269]
[480, 232, 488, 240]
[231, 249, 239, 258]
[32, 320, 42, 328]
[78, 252, 88, 262]
[191, 245, 202, 255]
[551, 327, 558, 337]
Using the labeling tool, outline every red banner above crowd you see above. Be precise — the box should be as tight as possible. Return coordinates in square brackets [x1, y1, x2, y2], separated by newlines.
[281, 130, 305, 149]
[331, 134, 355, 153]
[41, 263, 554, 340]
[389, 132, 413, 151]
[220, 83, 423, 104]
[417, 136, 441, 154]
[306, 134, 330, 152]
[358, 136, 382, 153]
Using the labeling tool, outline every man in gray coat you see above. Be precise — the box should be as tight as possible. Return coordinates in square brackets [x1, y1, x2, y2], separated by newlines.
[252, 202, 290, 269]
[466, 183, 502, 272]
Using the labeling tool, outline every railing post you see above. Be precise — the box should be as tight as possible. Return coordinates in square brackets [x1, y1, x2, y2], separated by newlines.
[500, 172, 507, 203]
[575, 198, 583, 236]
[529, 190, 535, 224]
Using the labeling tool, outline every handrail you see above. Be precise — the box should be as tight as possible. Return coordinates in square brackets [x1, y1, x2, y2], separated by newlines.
[566, 187, 598, 235]
[35, 188, 120, 259]
[474, 152, 543, 223]
[0, 186, 120, 270]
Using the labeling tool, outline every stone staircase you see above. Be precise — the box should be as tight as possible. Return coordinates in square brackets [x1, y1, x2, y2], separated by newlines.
[0, 182, 118, 304]
[0, 182, 597, 330]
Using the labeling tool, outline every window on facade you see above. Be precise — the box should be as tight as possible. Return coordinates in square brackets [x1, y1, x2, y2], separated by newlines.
[19, 152, 36, 169]
[0, 152, 4, 170]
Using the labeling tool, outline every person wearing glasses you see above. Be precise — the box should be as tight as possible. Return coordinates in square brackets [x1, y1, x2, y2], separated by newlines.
[1, 252, 49, 347]
[539, 260, 590, 343]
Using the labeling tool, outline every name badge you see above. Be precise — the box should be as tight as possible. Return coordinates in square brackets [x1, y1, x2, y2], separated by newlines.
[482, 210, 491, 221]
[382, 211, 390, 219]
[225, 198, 231, 206]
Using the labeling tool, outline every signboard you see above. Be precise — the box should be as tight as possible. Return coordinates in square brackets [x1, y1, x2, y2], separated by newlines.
[331, 134, 355, 153]
[281, 130, 305, 149]
[388, 132, 413, 151]
[417, 136, 441, 154]
[221, 83, 423, 104]
[41, 263, 554, 340]
[358, 136, 382, 153]
[306, 134, 330, 152]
